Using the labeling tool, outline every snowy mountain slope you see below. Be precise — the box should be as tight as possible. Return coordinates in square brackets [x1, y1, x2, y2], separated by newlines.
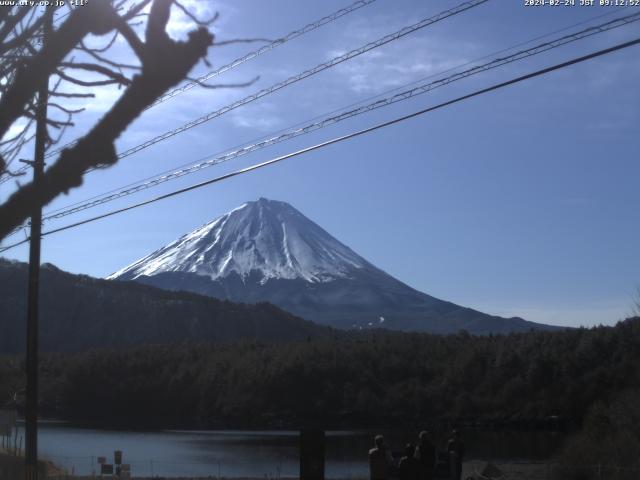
[110, 199, 369, 284]
[110, 198, 561, 334]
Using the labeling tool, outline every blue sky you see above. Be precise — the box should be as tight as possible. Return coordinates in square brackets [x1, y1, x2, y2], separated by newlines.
[1, 0, 639, 327]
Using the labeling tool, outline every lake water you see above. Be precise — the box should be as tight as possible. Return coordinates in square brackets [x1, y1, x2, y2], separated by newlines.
[14, 423, 566, 478]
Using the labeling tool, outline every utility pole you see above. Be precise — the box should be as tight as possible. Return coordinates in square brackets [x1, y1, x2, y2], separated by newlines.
[24, 8, 52, 480]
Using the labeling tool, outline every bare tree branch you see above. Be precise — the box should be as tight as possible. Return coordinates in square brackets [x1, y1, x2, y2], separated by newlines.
[113, 14, 146, 59]
[78, 41, 142, 71]
[0, 0, 119, 141]
[55, 68, 127, 87]
[214, 38, 272, 47]
[185, 75, 259, 90]
[47, 103, 85, 115]
[0, 10, 50, 56]
[174, 1, 219, 27]
[80, 30, 119, 54]
[0, 7, 30, 45]
[122, 0, 153, 21]
[49, 91, 96, 99]
[0, 0, 214, 240]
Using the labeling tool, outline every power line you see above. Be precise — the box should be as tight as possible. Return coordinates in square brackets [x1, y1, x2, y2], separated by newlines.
[2, 35, 638, 254]
[148, 0, 378, 109]
[0, 6, 138, 182]
[42, 0, 378, 160]
[0, 164, 29, 185]
[48, 0, 489, 167]
[31, 11, 640, 225]
[114, 0, 489, 160]
[18, 6, 638, 217]
[0, 0, 479, 230]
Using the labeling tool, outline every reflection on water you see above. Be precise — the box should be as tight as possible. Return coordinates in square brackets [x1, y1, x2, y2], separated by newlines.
[18, 423, 565, 478]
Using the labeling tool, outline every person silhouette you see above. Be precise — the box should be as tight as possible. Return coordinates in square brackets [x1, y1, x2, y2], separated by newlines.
[447, 429, 465, 480]
[369, 434, 394, 480]
[398, 443, 420, 480]
[414, 430, 436, 480]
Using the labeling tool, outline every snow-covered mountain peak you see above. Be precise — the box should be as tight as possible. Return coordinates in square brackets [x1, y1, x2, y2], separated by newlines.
[108, 198, 370, 284]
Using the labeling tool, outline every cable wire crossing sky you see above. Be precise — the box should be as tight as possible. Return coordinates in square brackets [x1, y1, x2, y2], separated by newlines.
[18, 9, 639, 231]
[1, 0, 639, 328]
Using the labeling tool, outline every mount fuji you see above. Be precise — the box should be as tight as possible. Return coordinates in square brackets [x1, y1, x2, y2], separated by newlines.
[109, 198, 556, 334]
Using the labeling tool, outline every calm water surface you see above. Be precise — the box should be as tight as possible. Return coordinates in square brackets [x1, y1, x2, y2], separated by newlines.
[16, 423, 566, 478]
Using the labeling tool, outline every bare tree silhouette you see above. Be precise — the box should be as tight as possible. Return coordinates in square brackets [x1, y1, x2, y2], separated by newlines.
[0, 0, 217, 241]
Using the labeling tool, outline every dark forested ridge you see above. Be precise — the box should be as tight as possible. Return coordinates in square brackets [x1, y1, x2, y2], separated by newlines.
[0, 258, 329, 353]
[134, 269, 559, 335]
[111, 198, 560, 335]
[1, 317, 637, 430]
[0, 258, 559, 356]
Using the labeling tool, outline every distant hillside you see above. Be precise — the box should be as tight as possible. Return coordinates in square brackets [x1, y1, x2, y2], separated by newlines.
[0, 258, 328, 353]
[110, 198, 562, 334]
[1, 318, 636, 430]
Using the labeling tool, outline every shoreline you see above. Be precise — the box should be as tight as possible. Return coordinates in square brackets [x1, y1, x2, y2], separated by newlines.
[17, 417, 575, 434]
[42, 461, 555, 480]
[4, 449, 571, 480]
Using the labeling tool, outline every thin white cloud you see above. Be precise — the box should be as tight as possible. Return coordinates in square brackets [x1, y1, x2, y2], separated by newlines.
[325, 14, 474, 95]
[166, 0, 218, 40]
[232, 115, 281, 130]
[84, 85, 124, 113]
[335, 46, 469, 94]
[1, 119, 31, 143]
[230, 101, 281, 131]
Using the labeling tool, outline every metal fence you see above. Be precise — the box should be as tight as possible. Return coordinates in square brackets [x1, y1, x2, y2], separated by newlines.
[4, 448, 640, 479]
[41, 460, 640, 480]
